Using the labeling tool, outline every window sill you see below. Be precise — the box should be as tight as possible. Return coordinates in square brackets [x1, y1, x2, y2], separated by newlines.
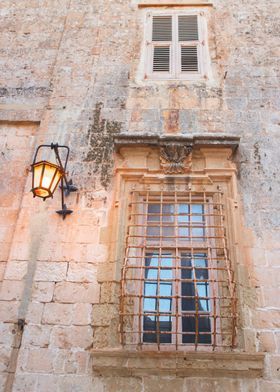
[91, 349, 265, 378]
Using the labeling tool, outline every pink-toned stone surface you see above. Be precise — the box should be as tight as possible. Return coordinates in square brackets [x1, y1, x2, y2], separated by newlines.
[0, 0, 279, 391]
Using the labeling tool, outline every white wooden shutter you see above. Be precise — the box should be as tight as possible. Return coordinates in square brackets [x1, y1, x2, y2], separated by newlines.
[151, 16, 172, 73]
[178, 15, 200, 74]
[152, 16, 172, 41]
[178, 15, 199, 41]
[181, 47, 198, 72]
[153, 47, 170, 72]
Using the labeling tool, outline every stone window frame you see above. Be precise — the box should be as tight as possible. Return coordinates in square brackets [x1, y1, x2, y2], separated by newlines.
[91, 135, 265, 377]
[112, 136, 239, 350]
[143, 8, 211, 81]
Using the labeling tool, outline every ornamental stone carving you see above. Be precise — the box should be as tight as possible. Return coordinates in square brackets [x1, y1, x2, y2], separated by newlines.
[160, 144, 192, 174]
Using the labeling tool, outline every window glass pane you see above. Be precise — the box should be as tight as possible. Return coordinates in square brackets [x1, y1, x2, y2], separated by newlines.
[143, 252, 172, 343]
[145, 253, 158, 279]
[160, 256, 173, 280]
[159, 298, 172, 312]
[148, 204, 160, 221]
[181, 253, 211, 336]
[182, 316, 211, 344]
[158, 315, 172, 343]
[191, 204, 204, 240]
[144, 282, 157, 297]
[143, 315, 157, 342]
[159, 281, 172, 297]
[143, 297, 156, 312]
[162, 204, 174, 221]
[181, 254, 195, 311]
[147, 226, 160, 240]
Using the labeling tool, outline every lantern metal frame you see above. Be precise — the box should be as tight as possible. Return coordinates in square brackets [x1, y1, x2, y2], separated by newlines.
[31, 143, 77, 219]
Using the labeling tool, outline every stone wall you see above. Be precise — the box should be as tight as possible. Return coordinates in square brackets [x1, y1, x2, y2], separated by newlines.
[0, 0, 279, 391]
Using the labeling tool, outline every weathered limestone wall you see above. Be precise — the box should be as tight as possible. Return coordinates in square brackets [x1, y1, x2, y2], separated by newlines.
[0, 0, 279, 391]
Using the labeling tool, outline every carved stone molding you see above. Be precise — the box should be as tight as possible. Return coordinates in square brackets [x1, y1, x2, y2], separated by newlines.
[160, 144, 192, 174]
[91, 350, 265, 378]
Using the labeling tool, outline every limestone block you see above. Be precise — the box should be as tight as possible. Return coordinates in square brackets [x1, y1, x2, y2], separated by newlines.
[97, 263, 115, 282]
[257, 332, 276, 353]
[0, 322, 16, 346]
[32, 282, 55, 302]
[0, 280, 24, 301]
[4, 261, 28, 280]
[25, 302, 44, 324]
[67, 262, 97, 283]
[71, 225, 100, 244]
[57, 375, 95, 392]
[262, 289, 280, 309]
[50, 326, 93, 349]
[0, 345, 12, 372]
[143, 376, 184, 392]
[34, 261, 67, 282]
[266, 249, 280, 267]
[12, 374, 38, 392]
[42, 303, 73, 325]
[100, 282, 120, 304]
[0, 261, 6, 280]
[73, 303, 92, 326]
[24, 348, 54, 373]
[54, 282, 100, 304]
[92, 304, 118, 326]
[22, 324, 51, 348]
[259, 381, 280, 392]
[64, 351, 90, 374]
[36, 375, 59, 392]
[102, 376, 142, 392]
[269, 355, 280, 380]
[86, 243, 108, 264]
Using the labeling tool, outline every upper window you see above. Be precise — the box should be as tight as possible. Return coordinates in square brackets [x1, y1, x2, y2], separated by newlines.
[145, 11, 209, 80]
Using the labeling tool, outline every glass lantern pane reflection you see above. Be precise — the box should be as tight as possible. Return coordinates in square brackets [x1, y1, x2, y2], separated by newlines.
[32, 161, 63, 199]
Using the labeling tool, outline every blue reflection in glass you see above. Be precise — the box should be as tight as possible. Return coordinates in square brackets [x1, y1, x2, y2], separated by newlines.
[181, 253, 211, 344]
[143, 252, 172, 343]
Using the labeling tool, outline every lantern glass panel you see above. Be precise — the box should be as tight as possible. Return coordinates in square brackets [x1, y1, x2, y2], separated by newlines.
[50, 169, 63, 193]
[42, 163, 58, 190]
[32, 161, 63, 198]
[33, 163, 43, 189]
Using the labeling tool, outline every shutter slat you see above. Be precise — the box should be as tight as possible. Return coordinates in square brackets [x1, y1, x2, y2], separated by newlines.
[152, 16, 172, 41]
[178, 15, 199, 41]
[181, 46, 198, 72]
[153, 46, 170, 72]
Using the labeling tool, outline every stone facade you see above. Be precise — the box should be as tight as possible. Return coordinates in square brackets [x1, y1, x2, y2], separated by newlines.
[0, 0, 279, 391]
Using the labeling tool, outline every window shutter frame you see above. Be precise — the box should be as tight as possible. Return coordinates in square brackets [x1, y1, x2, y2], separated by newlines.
[145, 11, 208, 80]
[147, 15, 173, 77]
[176, 13, 202, 77]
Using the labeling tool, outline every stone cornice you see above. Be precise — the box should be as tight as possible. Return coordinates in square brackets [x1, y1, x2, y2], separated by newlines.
[91, 349, 264, 378]
[113, 134, 240, 152]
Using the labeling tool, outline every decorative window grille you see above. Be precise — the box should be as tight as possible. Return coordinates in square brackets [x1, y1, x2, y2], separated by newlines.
[120, 188, 237, 351]
[146, 12, 208, 79]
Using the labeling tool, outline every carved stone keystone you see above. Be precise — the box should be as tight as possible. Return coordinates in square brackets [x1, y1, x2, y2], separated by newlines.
[160, 144, 193, 174]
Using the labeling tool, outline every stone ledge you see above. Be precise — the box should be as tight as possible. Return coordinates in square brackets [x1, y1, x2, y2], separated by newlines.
[114, 134, 240, 152]
[137, 1, 213, 7]
[91, 349, 264, 378]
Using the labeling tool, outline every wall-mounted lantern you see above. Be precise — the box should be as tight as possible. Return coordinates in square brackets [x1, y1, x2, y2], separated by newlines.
[31, 143, 77, 219]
